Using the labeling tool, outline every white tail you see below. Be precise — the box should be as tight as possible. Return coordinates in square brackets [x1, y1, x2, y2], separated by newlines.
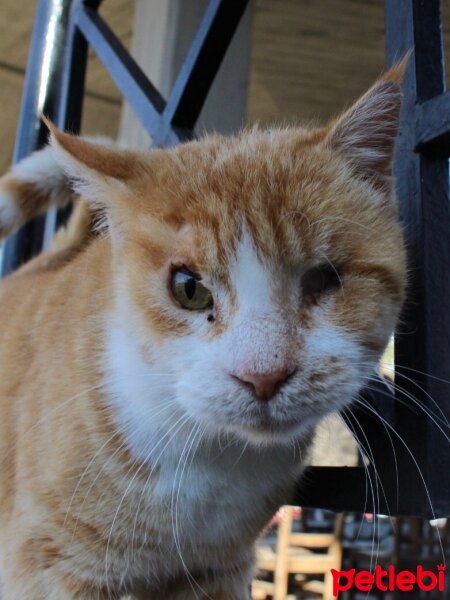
[0, 144, 78, 239]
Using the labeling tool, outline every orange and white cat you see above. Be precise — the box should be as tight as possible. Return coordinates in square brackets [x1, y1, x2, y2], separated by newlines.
[0, 65, 406, 599]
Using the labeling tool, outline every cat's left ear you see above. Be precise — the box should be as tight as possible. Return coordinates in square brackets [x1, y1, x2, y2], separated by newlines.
[325, 58, 407, 191]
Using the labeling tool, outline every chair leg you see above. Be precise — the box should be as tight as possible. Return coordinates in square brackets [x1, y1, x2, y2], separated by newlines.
[323, 570, 335, 600]
[273, 572, 288, 600]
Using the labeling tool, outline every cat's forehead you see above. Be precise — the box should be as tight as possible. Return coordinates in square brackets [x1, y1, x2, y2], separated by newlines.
[135, 127, 398, 279]
[167, 135, 362, 265]
[166, 130, 330, 261]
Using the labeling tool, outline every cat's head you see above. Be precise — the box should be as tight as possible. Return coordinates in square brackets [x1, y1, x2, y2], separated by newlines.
[49, 64, 407, 446]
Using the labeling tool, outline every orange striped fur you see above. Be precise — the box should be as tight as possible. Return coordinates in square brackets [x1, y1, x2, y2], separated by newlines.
[0, 64, 407, 599]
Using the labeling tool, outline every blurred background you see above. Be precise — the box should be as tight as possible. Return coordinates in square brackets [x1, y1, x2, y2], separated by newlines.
[0, 0, 435, 164]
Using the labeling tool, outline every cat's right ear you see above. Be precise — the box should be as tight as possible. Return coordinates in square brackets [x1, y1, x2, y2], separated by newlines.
[44, 118, 149, 210]
[44, 119, 155, 242]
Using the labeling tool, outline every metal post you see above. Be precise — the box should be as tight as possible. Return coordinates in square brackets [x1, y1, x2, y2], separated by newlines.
[1, 0, 86, 275]
[385, 0, 450, 517]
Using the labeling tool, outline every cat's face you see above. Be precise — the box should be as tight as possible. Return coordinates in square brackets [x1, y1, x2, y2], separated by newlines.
[51, 66, 406, 446]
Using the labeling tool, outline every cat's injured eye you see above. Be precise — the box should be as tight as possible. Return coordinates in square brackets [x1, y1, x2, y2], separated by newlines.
[301, 263, 342, 300]
[171, 267, 214, 311]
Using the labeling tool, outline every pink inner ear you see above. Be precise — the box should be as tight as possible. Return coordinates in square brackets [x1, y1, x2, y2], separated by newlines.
[325, 77, 402, 190]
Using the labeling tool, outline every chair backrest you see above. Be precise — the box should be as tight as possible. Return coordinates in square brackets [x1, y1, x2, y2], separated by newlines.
[271, 506, 344, 600]
[290, 510, 344, 550]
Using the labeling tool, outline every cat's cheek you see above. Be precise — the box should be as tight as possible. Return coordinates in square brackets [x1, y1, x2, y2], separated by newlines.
[362, 297, 401, 354]
[329, 276, 401, 342]
[170, 351, 252, 433]
[174, 366, 230, 424]
[303, 322, 375, 395]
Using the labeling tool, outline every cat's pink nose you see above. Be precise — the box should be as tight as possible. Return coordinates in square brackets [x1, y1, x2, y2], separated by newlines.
[233, 369, 296, 401]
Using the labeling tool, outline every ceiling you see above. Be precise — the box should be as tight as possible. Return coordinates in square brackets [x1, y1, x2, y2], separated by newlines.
[2, 0, 450, 174]
[248, 0, 386, 125]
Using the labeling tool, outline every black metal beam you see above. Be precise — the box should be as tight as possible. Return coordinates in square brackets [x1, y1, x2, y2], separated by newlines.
[74, 4, 180, 146]
[409, 0, 450, 520]
[385, 1, 427, 518]
[1, 0, 80, 275]
[415, 92, 450, 155]
[385, 0, 450, 519]
[411, 0, 450, 156]
[158, 0, 250, 146]
[294, 468, 374, 514]
[43, 0, 94, 248]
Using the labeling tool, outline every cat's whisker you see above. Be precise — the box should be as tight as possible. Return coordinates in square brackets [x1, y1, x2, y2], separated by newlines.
[318, 252, 345, 298]
[104, 412, 192, 595]
[353, 398, 446, 564]
[382, 361, 450, 387]
[350, 360, 450, 430]
[65, 397, 179, 531]
[359, 357, 449, 427]
[210, 432, 239, 464]
[357, 381, 449, 562]
[63, 429, 121, 528]
[231, 439, 250, 470]
[355, 391, 400, 511]
[70, 404, 179, 540]
[359, 392, 400, 511]
[379, 364, 450, 427]
[180, 424, 209, 598]
[310, 215, 381, 238]
[0, 381, 107, 467]
[70, 436, 131, 543]
[275, 209, 312, 233]
[342, 408, 379, 564]
[119, 414, 177, 576]
[358, 400, 446, 565]
[171, 422, 209, 600]
[346, 405, 388, 569]
[363, 380, 450, 443]
[290, 437, 298, 462]
[339, 412, 370, 541]
[128, 401, 187, 551]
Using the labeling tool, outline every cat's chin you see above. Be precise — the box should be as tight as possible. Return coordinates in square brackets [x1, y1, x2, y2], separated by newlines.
[225, 415, 320, 446]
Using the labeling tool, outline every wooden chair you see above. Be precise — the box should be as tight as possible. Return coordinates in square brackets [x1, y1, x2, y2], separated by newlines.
[252, 507, 343, 600]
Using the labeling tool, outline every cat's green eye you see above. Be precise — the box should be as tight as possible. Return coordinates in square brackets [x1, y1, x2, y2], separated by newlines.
[301, 263, 341, 299]
[171, 268, 213, 311]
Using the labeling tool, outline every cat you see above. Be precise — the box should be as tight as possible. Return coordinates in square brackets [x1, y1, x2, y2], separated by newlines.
[0, 62, 407, 599]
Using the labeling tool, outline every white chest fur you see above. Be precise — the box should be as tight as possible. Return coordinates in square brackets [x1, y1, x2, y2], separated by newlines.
[103, 315, 308, 578]
[152, 433, 304, 547]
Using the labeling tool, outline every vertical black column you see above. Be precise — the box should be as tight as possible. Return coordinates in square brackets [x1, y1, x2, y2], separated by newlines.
[386, 0, 450, 517]
[384, 0, 425, 516]
[1, 0, 73, 274]
[1, 0, 99, 274]
[411, 0, 450, 517]
[42, 0, 102, 248]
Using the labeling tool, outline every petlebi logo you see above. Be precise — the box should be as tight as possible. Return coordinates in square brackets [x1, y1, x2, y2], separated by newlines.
[331, 563, 446, 596]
